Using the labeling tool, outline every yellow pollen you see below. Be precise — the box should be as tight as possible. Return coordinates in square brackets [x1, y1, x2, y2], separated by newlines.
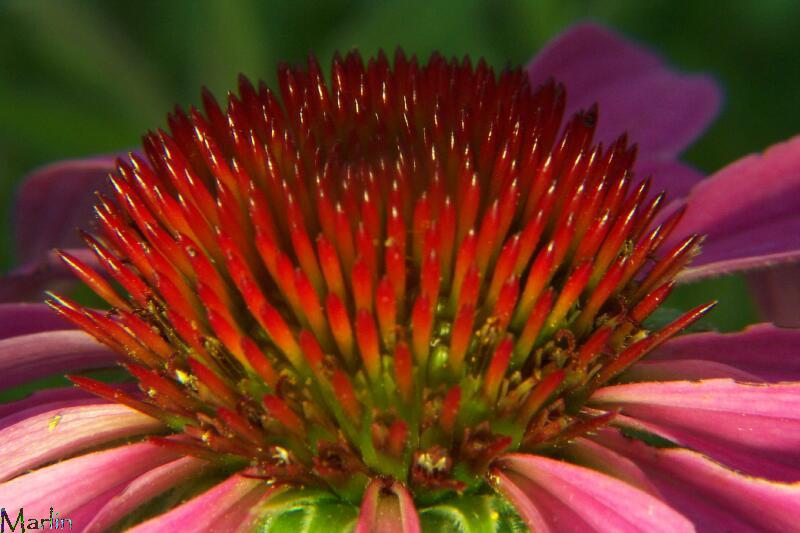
[48, 415, 62, 431]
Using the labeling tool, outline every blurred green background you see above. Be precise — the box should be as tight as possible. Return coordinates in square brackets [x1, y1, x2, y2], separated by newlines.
[2, 0, 799, 330]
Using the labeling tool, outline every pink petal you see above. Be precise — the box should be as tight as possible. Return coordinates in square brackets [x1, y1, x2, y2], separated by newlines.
[613, 412, 800, 483]
[561, 437, 663, 497]
[491, 468, 552, 532]
[0, 442, 178, 520]
[0, 303, 73, 339]
[84, 457, 208, 533]
[68, 486, 125, 530]
[646, 324, 800, 382]
[493, 453, 693, 532]
[528, 23, 720, 161]
[14, 155, 116, 265]
[356, 478, 421, 533]
[0, 387, 104, 430]
[0, 329, 118, 391]
[594, 428, 800, 531]
[126, 474, 267, 532]
[0, 403, 163, 482]
[591, 380, 800, 478]
[0, 383, 136, 429]
[672, 135, 800, 281]
[592, 379, 800, 447]
[748, 264, 800, 327]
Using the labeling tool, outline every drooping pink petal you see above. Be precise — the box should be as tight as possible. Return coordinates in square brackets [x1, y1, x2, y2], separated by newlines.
[2, 154, 118, 301]
[591, 380, 800, 480]
[594, 428, 800, 531]
[126, 474, 267, 532]
[0, 303, 73, 339]
[0, 442, 178, 520]
[672, 135, 800, 281]
[748, 264, 800, 327]
[0, 329, 118, 391]
[592, 379, 800, 450]
[528, 23, 721, 161]
[0, 247, 100, 302]
[0, 403, 163, 482]
[84, 457, 208, 533]
[493, 453, 693, 532]
[610, 412, 800, 483]
[356, 478, 422, 533]
[645, 324, 800, 382]
[13, 156, 116, 265]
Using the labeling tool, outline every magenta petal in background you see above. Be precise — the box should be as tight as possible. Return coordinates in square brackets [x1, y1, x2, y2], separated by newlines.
[633, 158, 708, 202]
[127, 474, 267, 532]
[594, 429, 800, 531]
[528, 23, 720, 169]
[356, 478, 421, 533]
[644, 324, 800, 382]
[0, 442, 178, 521]
[0, 404, 163, 482]
[674, 135, 800, 281]
[0, 247, 101, 302]
[2, 154, 117, 301]
[0, 303, 73, 339]
[748, 264, 800, 327]
[14, 156, 116, 265]
[0, 329, 118, 391]
[493, 453, 692, 532]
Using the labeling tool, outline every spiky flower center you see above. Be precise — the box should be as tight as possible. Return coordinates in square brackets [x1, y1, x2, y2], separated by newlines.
[53, 50, 710, 504]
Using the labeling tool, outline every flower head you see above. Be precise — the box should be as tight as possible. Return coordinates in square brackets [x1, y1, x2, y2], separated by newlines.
[49, 48, 714, 500]
[1, 23, 799, 532]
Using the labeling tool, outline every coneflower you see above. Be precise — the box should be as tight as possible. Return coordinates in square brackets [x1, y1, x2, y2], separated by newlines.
[2, 24, 799, 532]
[52, 49, 709, 519]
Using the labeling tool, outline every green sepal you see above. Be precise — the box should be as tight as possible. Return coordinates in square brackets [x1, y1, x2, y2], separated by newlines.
[251, 488, 359, 532]
[619, 425, 679, 449]
[644, 306, 715, 333]
[418, 493, 527, 533]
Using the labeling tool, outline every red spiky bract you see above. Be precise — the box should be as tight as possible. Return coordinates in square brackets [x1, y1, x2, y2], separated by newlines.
[54, 49, 713, 500]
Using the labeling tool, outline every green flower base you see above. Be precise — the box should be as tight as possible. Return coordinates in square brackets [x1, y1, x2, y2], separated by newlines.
[254, 488, 527, 532]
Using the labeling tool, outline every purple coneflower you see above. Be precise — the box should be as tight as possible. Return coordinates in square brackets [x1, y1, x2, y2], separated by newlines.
[1, 24, 799, 532]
